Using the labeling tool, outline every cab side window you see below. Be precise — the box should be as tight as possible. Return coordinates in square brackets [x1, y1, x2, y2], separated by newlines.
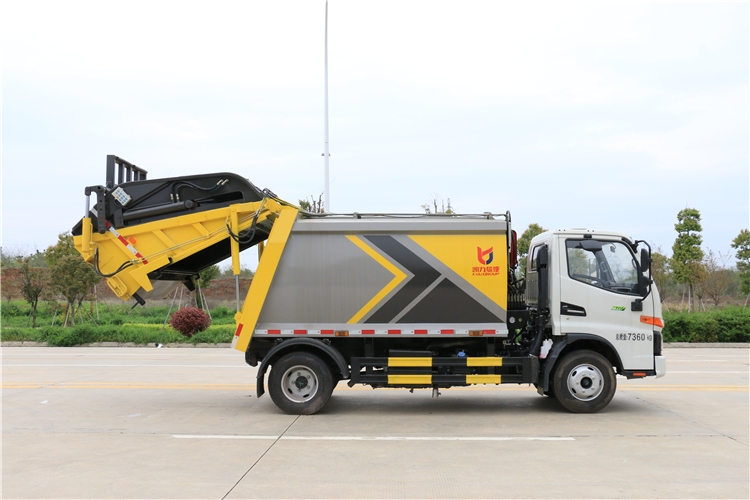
[529, 245, 540, 272]
[566, 239, 639, 294]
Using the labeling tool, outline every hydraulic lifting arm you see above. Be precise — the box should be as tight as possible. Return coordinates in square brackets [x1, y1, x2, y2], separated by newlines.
[74, 197, 296, 302]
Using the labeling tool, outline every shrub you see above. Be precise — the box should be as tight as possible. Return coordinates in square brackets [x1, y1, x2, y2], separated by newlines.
[663, 307, 750, 343]
[42, 324, 100, 347]
[170, 307, 211, 337]
[189, 325, 235, 344]
[0, 327, 44, 342]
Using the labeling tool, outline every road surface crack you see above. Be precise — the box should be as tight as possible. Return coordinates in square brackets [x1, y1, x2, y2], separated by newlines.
[222, 415, 300, 499]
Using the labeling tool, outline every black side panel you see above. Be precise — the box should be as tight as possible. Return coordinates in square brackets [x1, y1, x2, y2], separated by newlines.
[364, 235, 441, 323]
[398, 279, 501, 323]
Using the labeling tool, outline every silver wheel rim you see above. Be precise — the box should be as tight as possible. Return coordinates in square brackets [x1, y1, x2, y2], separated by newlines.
[282, 365, 319, 403]
[566, 363, 604, 401]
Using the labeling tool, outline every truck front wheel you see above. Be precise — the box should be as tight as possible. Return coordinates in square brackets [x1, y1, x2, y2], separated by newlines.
[552, 350, 616, 413]
[268, 352, 334, 415]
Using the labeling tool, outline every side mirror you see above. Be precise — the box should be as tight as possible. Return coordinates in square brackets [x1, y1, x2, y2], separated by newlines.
[640, 248, 651, 274]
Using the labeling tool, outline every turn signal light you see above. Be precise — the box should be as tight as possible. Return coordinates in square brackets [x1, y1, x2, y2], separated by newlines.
[335, 330, 349, 337]
[640, 316, 664, 328]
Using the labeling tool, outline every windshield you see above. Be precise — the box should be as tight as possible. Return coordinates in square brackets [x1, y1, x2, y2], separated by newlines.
[566, 239, 639, 294]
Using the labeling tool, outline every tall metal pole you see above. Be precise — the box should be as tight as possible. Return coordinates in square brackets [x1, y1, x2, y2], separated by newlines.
[323, 0, 331, 213]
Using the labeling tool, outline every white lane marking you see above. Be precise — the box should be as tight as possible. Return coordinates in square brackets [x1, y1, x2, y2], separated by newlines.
[174, 435, 279, 440]
[669, 360, 728, 363]
[40, 400, 48, 404]
[692, 354, 749, 357]
[282, 436, 574, 441]
[2, 353, 235, 356]
[669, 371, 748, 374]
[173, 434, 574, 441]
[3, 363, 247, 369]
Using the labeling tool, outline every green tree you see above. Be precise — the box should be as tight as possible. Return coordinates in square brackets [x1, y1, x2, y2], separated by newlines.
[197, 265, 220, 289]
[45, 233, 77, 266]
[49, 255, 100, 326]
[19, 257, 48, 327]
[698, 249, 732, 308]
[1, 268, 23, 304]
[671, 208, 704, 312]
[46, 233, 100, 326]
[731, 229, 750, 303]
[26, 251, 48, 268]
[517, 223, 546, 272]
[221, 265, 255, 278]
[650, 251, 671, 304]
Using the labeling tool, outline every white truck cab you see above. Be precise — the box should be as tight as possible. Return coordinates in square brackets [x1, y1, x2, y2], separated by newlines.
[526, 229, 666, 411]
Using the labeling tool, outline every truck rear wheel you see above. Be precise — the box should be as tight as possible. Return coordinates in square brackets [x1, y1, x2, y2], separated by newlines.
[268, 352, 334, 415]
[552, 350, 615, 413]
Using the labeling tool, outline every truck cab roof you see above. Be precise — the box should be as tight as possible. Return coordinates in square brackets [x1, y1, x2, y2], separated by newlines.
[531, 229, 636, 246]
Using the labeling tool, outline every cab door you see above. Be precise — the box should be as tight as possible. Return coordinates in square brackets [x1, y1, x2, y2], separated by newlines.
[557, 237, 654, 370]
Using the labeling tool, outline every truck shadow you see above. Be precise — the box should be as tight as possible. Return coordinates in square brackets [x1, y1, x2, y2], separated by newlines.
[314, 388, 657, 417]
[319, 390, 564, 415]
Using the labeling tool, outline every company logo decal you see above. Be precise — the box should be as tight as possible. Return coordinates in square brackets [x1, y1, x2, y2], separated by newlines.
[477, 247, 494, 265]
[474, 246, 500, 276]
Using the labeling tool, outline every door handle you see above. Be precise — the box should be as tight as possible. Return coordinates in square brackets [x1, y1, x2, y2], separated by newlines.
[561, 302, 587, 317]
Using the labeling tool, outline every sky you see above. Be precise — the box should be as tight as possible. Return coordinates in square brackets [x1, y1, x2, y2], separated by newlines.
[2, 1, 748, 270]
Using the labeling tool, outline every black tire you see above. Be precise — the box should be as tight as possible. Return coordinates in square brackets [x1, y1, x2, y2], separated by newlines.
[268, 352, 334, 415]
[552, 350, 616, 413]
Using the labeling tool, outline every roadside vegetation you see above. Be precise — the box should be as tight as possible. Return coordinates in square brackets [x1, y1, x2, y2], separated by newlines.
[0, 301, 236, 346]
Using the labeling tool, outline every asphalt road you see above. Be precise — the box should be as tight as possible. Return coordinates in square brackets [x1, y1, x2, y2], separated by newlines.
[2, 346, 748, 499]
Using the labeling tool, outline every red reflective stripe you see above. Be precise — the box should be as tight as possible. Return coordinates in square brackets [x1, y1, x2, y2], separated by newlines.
[108, 224, 149, 264]
[483, 330, 496, 335]
[414, 329, 428, 335]
[293, 330, 307, 335]
[234, 324, 244, 337]
[387, 329, 401, 335]
[268, 329, 281, 335]
[440, 329, 454, 335]
[362, 329, 375, 335]
[321, 330, 334, 335]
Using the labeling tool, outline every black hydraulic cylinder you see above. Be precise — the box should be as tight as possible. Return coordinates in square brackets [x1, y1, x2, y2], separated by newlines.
[122, 200, 196, 222]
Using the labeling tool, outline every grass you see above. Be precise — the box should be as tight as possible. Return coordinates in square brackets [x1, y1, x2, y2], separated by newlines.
[0, 300, 236, 345]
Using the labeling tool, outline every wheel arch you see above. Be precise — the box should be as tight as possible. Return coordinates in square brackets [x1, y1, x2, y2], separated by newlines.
[255, 338, 349, 398]
[541, 334, 623, 392]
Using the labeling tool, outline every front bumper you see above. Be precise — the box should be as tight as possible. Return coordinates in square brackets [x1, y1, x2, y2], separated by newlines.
[655, 355, 667, 378]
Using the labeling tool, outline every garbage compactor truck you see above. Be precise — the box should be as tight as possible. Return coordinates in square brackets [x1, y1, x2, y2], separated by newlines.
[72, 155, 666, 415]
